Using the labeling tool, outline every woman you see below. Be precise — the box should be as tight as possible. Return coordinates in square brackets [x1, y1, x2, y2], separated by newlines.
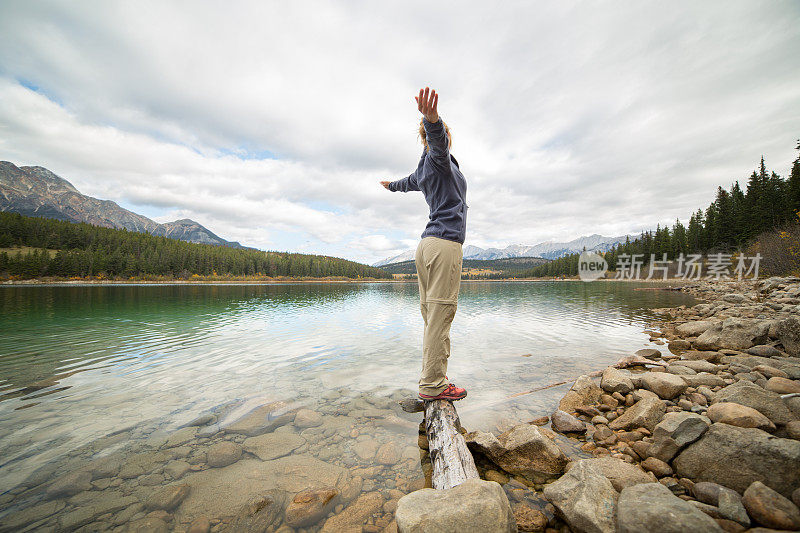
[380, 87, 468, 401]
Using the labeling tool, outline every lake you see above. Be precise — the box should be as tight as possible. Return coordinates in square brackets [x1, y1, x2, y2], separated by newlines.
[0, 281, 694, 530]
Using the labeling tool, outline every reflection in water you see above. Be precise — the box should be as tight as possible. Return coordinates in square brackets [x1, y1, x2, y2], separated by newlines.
[0, 281, 693, 529]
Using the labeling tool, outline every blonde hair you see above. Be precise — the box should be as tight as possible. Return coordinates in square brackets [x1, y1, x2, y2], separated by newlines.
[418, 118, 452, 151]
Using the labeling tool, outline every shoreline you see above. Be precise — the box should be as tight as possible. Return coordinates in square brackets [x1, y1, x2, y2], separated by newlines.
[461, 276, 800, 531]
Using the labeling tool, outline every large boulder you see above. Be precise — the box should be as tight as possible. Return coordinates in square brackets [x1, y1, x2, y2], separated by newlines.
[648, 412, 710, 463]
[640, 373, 687, 399]
[713, 381, 794, 426]
[676, 320, 717, 337]
[695, 318, 770, 351]
[559, 375, 603, 413]
[601, 368, 634, 395]
[776, 316, 800, 356]
[609, 397, 665, 432]
[616, 483, 723, 533]
[673, 423, 800, 497]
[706, 402, 775, 431]
[395, 479, 515, 533]
[575, 457, 651, 492]
[467, 425, 567, 484]
[543, 460, 618, 533]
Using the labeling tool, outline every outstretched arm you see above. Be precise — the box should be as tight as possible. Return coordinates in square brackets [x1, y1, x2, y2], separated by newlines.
[416, 87, 449, 166]
[380, 170, 420, 192]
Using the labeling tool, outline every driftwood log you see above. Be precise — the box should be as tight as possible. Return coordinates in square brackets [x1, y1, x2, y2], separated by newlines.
[399, 398, 479, 490]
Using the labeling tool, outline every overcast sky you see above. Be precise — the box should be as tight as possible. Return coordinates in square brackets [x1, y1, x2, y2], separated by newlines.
[1, 1, 798, 264]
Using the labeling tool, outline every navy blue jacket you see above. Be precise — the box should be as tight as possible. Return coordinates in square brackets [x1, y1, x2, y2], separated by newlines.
[388, 118, 468, 244]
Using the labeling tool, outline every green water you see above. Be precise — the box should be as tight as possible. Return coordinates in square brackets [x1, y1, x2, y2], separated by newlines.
[0, 281, 693, 530]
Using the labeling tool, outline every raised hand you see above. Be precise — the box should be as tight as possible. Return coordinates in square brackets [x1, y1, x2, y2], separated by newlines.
[380, 180, 391, 190]
[415, 87, 439, 123]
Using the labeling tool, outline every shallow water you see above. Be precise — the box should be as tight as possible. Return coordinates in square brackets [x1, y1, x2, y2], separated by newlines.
[0, 281, 693, 531]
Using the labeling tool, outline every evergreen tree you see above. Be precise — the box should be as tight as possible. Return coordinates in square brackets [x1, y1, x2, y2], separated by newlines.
[788, 140, 800, 216]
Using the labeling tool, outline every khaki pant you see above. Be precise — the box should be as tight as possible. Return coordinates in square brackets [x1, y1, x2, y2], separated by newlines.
[415, 236, 463, 395]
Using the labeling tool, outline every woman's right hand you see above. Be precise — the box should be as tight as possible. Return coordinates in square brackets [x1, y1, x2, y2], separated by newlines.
[380, 181, 391, 190]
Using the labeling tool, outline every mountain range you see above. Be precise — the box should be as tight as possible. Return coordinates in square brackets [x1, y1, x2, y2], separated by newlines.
[0, 161, 242, 248]
[373, 234, 630, 266]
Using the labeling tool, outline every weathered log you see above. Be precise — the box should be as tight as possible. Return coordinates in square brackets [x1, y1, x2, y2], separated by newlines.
[423, 399, 479, 490]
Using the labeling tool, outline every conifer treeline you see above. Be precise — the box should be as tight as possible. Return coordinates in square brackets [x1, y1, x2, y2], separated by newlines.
[523, 141, 800, 278]
[0, 212, 392, 280]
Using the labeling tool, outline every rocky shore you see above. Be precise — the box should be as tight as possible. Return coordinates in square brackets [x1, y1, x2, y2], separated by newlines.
[435, 277, 799, 532]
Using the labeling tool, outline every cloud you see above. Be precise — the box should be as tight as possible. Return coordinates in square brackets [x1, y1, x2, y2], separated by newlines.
[0, 1, 798, 263]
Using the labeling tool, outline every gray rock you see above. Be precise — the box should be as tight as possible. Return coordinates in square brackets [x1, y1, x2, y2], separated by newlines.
[617, 483, 723, 533]
[609, 397, 666, 432]
[722, 293, 749, 303]
[601, 367, 634, 394]
[692, 481, 742, 506]
[294, 408, 323, 428]
[243, 432, 305, 461]
[695, 318, 770, 351]
[683, 373, 727, 388]
[636, 348, 662, 359]
[572, 457, 651, 491]
[640, 373, 687, 399]
[718, 489, 750, 527]
[164, 460, 191, 480]
[551, 409, 586, 433]
[466, 424, 567, 484]
[776, 316, 800, 356]
[748, 345, 784, 357]
[673, 423, 800, 497]
[396, 479, 516, 533]
[672, 359, 718, 373]
[559, 375, 603, 413]
[676, 320, 717, 337]
[713, 380, 794, 425]
[543, 460, 617, 533]
[206, 441, 242, 468]
[667, 365, 696, 376]
[648, 411, 710, 462]
[683, 350, 722, 363]
[145, 483, 190, 511]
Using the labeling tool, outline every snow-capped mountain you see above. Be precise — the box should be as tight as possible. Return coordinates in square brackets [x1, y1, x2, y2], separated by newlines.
[373, 234, 629, 266]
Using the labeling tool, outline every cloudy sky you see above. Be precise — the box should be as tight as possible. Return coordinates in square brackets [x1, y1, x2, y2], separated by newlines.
[1, 1, 798, 264]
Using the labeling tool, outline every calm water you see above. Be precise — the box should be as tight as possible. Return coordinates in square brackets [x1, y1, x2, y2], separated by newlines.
[0, 281, 693, 531]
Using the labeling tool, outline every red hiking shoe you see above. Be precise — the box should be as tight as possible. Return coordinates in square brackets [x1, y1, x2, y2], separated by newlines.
[419, 383, 467, 401]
